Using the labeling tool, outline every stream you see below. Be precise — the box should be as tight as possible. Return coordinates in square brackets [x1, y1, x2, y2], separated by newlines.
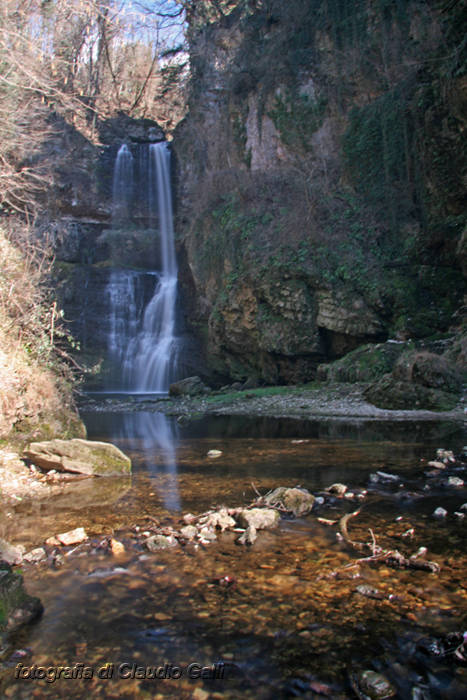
[2, 407, 466, 698]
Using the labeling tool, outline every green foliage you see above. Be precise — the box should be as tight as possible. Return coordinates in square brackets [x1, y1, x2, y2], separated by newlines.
[268, 91, 326, 152]
[343, 84, 418, 230]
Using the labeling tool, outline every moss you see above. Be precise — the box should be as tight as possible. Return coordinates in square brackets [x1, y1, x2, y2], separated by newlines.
[268, 90, 326, 153]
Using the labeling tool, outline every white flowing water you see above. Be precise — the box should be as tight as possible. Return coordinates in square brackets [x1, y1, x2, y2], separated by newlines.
[126, 142, 178, 392]
[112, 143, 134, 224]
[106, 141, 179, 393]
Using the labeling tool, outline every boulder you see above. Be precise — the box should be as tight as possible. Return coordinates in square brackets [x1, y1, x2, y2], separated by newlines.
[169, 376, 211, 397]
[364, 351, 462, 411]
[24, 438, 131, 476]
[237, 508, 280, 530]
[264, 487, 315, 516]
[393, 351, 462, 392]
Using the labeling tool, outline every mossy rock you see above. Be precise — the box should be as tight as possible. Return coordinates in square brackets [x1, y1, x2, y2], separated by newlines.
[393, 351, 463, 393]
[24, 438, 131, 476]
[0, 561, 43, 637]
[364, 375, 460, 411]
[317, 342, 406, 383]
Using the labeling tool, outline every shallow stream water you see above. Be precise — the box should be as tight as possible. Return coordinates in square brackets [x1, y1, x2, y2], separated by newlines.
[2, 407, 466, 698]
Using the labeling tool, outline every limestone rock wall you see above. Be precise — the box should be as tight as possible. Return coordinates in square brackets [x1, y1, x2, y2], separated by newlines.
[173, 0, 466, 383]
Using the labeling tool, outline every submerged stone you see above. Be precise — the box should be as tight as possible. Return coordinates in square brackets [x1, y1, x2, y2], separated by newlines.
[264, 487, 315, 516]
[237, 508, 280, 530]
[356, 670, 396, 699]
[145, 534, 178, 551]
[24, 438, 131, 476]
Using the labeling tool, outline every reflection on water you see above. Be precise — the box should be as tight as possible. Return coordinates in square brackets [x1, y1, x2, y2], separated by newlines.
[118, 412, 180, 511]
[2, 411, 466, 699]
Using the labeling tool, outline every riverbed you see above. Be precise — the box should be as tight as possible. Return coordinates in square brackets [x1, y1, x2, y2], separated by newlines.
[1, 407, 466, 698]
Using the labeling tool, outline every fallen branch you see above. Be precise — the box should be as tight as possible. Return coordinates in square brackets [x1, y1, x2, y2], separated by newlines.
[336, 509, 440, 574]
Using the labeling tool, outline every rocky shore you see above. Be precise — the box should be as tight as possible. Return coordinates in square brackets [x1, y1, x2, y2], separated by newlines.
[79, 381, 466, 422]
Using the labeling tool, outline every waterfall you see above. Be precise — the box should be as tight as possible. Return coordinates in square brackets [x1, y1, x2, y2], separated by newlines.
[112, 144, 134, 224]
[127, 142, 178, 392]
[105, 141, 179, 393]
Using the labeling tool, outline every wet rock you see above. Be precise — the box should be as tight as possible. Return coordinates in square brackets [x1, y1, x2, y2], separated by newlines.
[454, 511, 465, 520]
[45, 536, 60, 546]
[237, 525, 257, 546]
[325, 483, 347, 496]
[180, 525, 198, 540]
[433, 507, 448, 518]
[372, 471, 401, 483]
[436, 448, 456, 462]
[24, 438, 131, 476]
[145, 534, 178, 551]
[447, 476, 464, 487]
[417, 631, 467, 661]
[207, 449, 222, 459]
[199, 527, 217, 542]
[23, 548, 46, 564]
[192, 688, 210, 700]
[237, 508, 280, 530]
[169, 376, 211, 396]
[355, 585, 384, 600]
[0, 539, 25, 565]
[355, 670, 396, 699]
[56, 527, 88, 546]
[428, 460, 446, 469]
[201, 509, 236, 531]
[460, 503, 467, 511]
[109, 538, 125, 556]
[0, 561, 43, 635]
[264, 487, 315, 516]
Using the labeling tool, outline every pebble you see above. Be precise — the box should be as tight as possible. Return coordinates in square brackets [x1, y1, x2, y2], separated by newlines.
[447, 476, 464, 487]
[180, 525, 198, 540]
[326, 483, 347, 496]
[109, 538, 125, 556]
[433, 507, 448, 518]
[23, 547, 46, 563]
[192, 688, 210, 700]
[428, 460, 446, 469]
[56, 527, 88, 546]
[207, 450, 222, 459]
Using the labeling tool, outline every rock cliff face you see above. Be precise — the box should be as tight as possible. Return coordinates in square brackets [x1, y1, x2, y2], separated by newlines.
[173, 0, 466, 383]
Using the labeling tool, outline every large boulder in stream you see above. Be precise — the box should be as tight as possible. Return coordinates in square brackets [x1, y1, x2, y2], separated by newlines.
[24, 439, 131, 476]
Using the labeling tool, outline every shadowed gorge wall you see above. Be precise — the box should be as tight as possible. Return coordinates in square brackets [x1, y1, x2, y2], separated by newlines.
[173, 0, 466, 384]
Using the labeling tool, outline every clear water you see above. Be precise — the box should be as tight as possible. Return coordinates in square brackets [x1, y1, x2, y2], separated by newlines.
[2, 411, 466, 699]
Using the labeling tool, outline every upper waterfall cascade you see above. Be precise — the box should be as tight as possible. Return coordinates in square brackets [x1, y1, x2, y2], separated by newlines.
[106, 141, 179, 393]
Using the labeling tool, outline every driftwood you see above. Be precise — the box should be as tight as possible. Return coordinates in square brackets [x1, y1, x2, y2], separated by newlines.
[333, 509, 440, 575]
